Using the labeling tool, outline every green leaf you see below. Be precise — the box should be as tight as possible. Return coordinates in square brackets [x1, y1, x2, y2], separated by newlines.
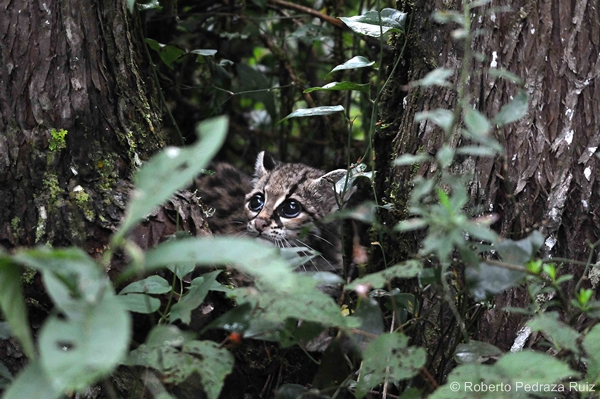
[350, 298, 385, 350]
[167, 261, 196, 281]
[330, 56, 375, 72]
[495, 351, 578, 384]
[455, 145, 499, 157]
[137, 0, 161, 10]
[128, 340, 233, 399]
[170, 270, 222, 324]
[145, 325, 195, 348]
[282, 105, 345, 121]
[395, 218, 428, 232]
[466, 262, 525, 301]
[356, 333, 426, 398]
[117, 293, 161, 314]
[393, 153, 431, 166]
[454, 341, 502, 364]
[115, 116, 227, 241]
[488, 68, 523, 85]
[0, 258, 35, 359]
[582, 324, 600, 383]
[13, 247, 106, 320]
[334, 202, 377, 225]
[141, 237, 296, 292]
[412, 68, 454, 87]
[432, 10, 465, 26]
[464, 108, 491, 137]
[38, 292, 131, 391]
[126, 0, 135, 13]
[436, 145, 455, 168]
[145, 39, 184, 69]
[1, 361, 62, 399]
[339, 8, 406, 37]
[415, 109, 454, 134]
[347, 260, 423, 290]
[182, 341, 235, 399]
[190, 49, 217, 56]
[304, 81, 370, 95]
[203, 302, 254, 334]
[494, 230, 544, 265]
[230, 273, 354, 330]
[527, 312, 581, 355]
[493, 90, 529, 127]
[431, 351, 577, 399]
[119, 275, 171, 295]
[276, 384, 315, 399]
[462, 221, 498, 242]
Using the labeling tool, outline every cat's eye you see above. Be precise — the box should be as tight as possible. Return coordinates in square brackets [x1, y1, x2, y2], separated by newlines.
[248, 193, 264, 212]
[279, 199, 302, 218]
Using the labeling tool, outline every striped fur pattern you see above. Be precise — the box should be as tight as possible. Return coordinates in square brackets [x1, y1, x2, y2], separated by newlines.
[196, 152, 347, 273]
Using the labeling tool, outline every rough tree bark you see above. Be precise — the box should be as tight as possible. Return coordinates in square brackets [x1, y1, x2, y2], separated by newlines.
[376, 0, 599, 377]
[0, 0, 215, 394]
[0, 0, 166, 252]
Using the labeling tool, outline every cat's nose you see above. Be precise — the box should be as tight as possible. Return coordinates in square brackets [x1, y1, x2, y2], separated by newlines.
[254, 218, 269, 232]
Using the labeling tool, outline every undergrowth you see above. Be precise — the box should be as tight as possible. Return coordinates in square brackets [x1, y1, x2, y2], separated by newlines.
[1, 1, 600, 399]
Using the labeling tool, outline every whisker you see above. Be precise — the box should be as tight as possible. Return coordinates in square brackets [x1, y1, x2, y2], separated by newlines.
[307, 233, 335, 248]
[295, 238, 337, 272]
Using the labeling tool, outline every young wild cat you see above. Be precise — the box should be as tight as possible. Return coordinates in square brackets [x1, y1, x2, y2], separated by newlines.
[195, 151, 349, 273]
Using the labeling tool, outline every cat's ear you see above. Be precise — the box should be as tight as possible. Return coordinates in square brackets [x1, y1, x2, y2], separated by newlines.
[254, 151, 278, 178]
[319, 169, 347, 185]
[317, 169, 356, 202]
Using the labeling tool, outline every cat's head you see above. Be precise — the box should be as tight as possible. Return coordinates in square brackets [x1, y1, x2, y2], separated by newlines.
[245, 151, 347, 244]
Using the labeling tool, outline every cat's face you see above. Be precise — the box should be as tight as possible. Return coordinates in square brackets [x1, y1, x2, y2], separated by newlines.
[245, 152, 346, 246]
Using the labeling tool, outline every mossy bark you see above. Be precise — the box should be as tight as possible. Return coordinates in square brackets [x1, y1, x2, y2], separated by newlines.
[0, 0, 166, 252]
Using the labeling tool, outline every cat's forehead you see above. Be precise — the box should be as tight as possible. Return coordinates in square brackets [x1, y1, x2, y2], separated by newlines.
[255, 164, 322, 192]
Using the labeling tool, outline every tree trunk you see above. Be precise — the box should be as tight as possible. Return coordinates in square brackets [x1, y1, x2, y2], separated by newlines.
[376, 0, 600, 367]
[0, 0, 166, 252]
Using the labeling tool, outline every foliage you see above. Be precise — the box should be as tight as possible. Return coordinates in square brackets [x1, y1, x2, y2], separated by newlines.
[1, 1, 598, 399]
[48, 128, 68, 152]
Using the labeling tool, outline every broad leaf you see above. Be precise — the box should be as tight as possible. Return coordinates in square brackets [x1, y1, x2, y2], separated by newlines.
[347, 260, 423, 290]
[119, 275, 171, 295]
[454, 341, 502, 364]
[330, 56, 375, 72]
[455, 145, 499, 157]
[145, 39, 184, 69]
[339, 8, 406, 37]
[116, 116, 227, 240]
[0, 257, 35, 359]
[282, 105, 345, 120]
[356, 333, 426, 398]
[415, 109, 454, 134]
[1, 361, 62, 399]
[170, 270, 222, 324]
[412, 68, 454, 88]
[488, 68, 523, 84]
[38, 292, 131, 391]
[141, 237, 296, 292]
[466, 262, 525, 301]
[528, 312, 580, 355]
[304, 81, 370, 95]
[464, 108, 491, 137]
[583, 323, 600, 383]
[117, 293, 161, 314]
[128, 339, 234, 399]
[393, 153, 431, 166]
[493, 90, 529, 127]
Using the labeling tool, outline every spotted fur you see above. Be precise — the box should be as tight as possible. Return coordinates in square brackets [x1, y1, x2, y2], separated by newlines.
[196, 152, 347, 272]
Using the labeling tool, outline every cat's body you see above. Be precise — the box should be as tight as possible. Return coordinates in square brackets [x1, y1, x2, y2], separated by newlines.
[195, 152, 347, 273]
